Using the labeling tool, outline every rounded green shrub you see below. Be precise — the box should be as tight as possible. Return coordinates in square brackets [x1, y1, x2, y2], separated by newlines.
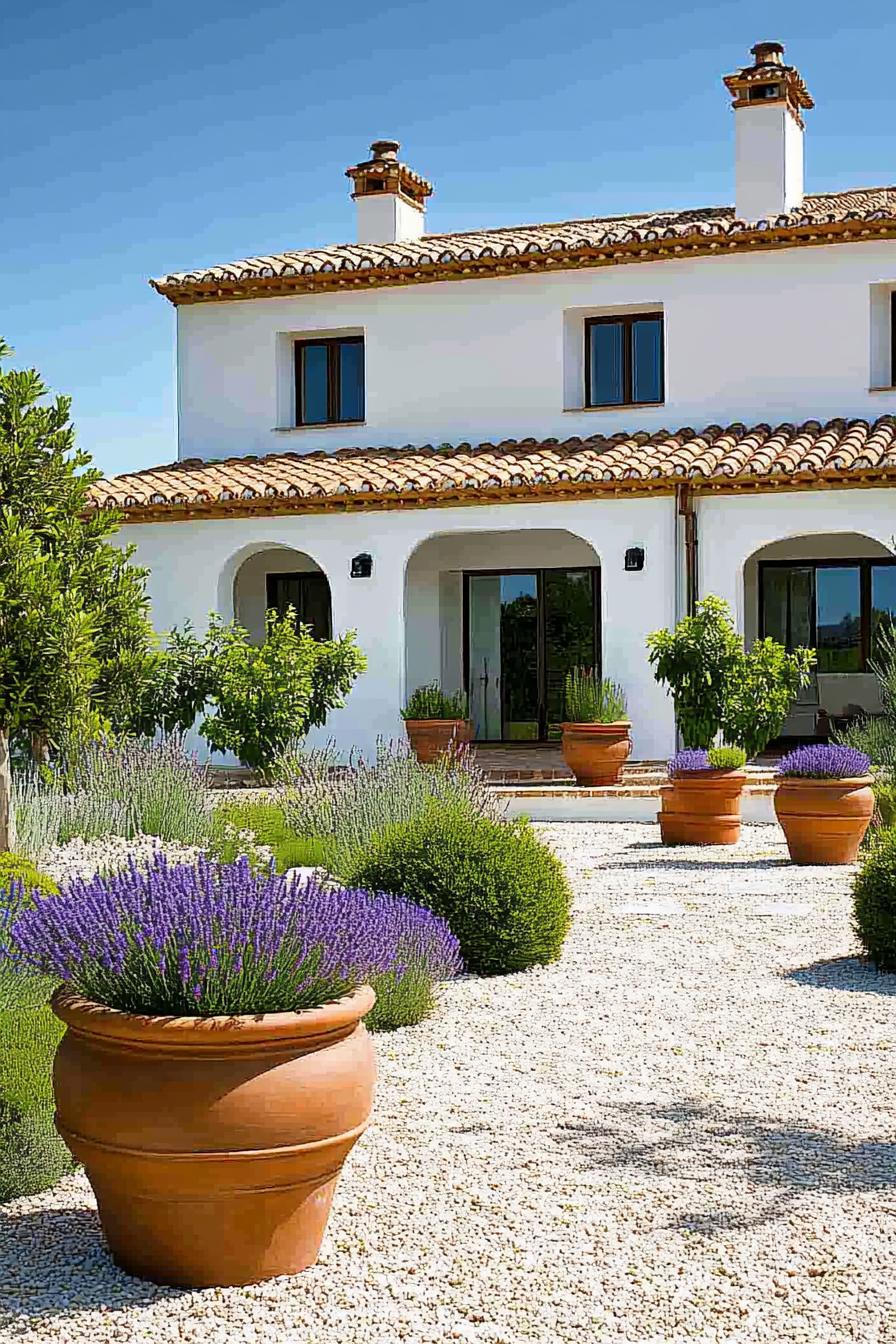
[348, 803, 572, 976]
[0, 855, 72, 1201]
[853, 828, 896, 972]
[707, 745, 747, 770]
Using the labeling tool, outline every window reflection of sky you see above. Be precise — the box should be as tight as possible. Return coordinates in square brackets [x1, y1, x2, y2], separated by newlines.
[816, 568, 860, 632]
[500, 574, 536, 604]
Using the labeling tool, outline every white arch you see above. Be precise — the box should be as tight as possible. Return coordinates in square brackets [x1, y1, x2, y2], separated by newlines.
[216, 539, 330, 624]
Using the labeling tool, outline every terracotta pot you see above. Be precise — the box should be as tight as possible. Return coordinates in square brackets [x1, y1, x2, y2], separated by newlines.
[560, 721, 632, 786]
[404, 718, 473, 763]
[774, 775, 874, 864]
[658, 770, 747, 845]
[51, 986, 377, 1288]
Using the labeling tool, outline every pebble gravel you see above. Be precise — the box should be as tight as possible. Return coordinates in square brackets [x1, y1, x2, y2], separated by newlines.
[3, 822, 895, 1343]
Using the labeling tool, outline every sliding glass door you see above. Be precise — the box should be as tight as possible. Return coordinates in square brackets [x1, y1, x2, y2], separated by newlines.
[465, 568, 600, 742]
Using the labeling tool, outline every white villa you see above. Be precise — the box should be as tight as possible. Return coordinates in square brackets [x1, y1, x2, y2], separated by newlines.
[93, 41, 896, 762]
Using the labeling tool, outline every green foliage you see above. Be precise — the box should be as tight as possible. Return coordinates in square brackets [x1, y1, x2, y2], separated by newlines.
[706, 745, 747, 770]
[853, 827, 896, 972]
[127, 623, 218, 738]
[208, 797, 327, 871]
[838, 624, 896, 827]
[721, 638, 815, 759]
[200, 609, 365, 770]
[347, 803, 572, 976]
[280, 739, 504, 878]
[365, 966, 443, 1032]
[401, 683, 468, 721]
[0, 855, 71, 1200]
[647, 595, 814, 754]
[563, 668, 627, 724]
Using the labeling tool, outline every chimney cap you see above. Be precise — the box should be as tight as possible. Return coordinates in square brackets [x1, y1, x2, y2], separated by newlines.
[369, 138, 401, 161]
[724, 40, 814, 121]
[750, 40, 785, 65]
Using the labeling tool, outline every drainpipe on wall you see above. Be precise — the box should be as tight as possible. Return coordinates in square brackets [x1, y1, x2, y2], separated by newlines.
[676, 483, 698, 618]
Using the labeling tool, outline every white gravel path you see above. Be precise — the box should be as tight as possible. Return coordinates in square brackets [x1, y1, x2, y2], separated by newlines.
[3, 822, 896, 1344]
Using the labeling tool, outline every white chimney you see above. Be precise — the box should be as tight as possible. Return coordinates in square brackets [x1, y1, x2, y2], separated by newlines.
[345, 139, 433, 245]
[724, 41, 814, 221]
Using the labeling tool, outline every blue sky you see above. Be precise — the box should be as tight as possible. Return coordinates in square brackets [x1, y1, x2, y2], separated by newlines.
[3, 0, 895, 478]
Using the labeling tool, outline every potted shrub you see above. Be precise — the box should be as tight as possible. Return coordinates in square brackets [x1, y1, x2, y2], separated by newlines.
[658, 746, 748, 845]
[774, 744, 874, 864]
[401, 683, 472, 762]
[1, 854, 460, 1288]
[560, 668, 631, 785]
[648, 597, 814, 845]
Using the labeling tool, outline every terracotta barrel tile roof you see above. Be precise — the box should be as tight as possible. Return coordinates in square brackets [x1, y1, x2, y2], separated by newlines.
[150, 187, 896, 304]
[90, 416, 896, 521]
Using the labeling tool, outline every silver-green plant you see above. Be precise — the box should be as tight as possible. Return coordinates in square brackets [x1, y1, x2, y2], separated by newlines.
[563, 668, 628, 724]
[279, 738, 505, 876]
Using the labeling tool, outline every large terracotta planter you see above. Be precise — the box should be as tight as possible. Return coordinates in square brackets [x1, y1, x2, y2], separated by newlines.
[658, 770, 747, 845]
[51, 986, 377, 1288]
[560, 721, 632, 786]
[774, 775, 874, 864]
[404, 717, 473, 763]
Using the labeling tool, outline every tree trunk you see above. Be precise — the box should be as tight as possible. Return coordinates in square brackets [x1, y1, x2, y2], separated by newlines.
[31, 731, 50, 767]
[0, 729, 15, 854]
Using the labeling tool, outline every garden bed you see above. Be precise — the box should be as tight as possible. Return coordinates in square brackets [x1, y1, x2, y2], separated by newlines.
[2, 822, 894, 1343]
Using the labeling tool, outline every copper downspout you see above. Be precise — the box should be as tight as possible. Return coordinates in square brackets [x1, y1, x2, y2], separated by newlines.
[677, 483, 698, 617]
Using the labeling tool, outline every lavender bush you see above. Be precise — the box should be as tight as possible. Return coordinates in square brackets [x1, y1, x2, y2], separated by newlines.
[777, 743, 871, 779]
[668, 748, 711, 775]
[1, 855, 462, 1029]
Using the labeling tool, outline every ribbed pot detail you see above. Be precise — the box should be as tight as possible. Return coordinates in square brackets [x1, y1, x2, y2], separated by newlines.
[560, 722, 632, 786]
[404, 718, 473, 763]
[51, 987, 377, 1288]
[658, 770, 747, 846]
[774, 776, 874, 864]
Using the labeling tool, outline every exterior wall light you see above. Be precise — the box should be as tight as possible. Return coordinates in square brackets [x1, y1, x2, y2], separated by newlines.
[624, 547, 645, 572]
[350, 553, 373, 578]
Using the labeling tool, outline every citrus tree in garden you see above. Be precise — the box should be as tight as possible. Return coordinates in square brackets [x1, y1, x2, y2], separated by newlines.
[0, 340, 156, 850]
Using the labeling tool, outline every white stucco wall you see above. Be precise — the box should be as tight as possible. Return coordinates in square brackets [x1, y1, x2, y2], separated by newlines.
[175, 239, 896, 463]
[119, 495, 676, 762]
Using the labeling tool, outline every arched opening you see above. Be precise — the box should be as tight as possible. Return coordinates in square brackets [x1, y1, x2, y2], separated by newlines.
[744, 531, 896, 739]
[405, 529, 601, 743]
[232, 545, 332, 644]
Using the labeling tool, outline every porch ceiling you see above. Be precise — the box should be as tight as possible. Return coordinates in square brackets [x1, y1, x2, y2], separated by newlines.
[89, 416, 896, 523]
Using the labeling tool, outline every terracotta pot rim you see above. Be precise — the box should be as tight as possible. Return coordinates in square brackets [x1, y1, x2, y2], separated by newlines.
[403, 717, 472, 728]
[51, 985, 376, 1047]
[774, 775, 874, 788]
[560, 720, 632, 732]
[666, 769, 748, 784]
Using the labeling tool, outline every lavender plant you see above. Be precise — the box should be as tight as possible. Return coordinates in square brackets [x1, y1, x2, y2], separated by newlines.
[668, 748, 711, 774]
[65, 734, 212, 845]
[776, 743, 871, 779]
[2, 854, 462, 1024]
[279, 738, 505, 876]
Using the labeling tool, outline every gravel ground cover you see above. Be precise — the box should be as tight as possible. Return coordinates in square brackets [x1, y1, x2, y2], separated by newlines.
[2, 822, 895, 1344]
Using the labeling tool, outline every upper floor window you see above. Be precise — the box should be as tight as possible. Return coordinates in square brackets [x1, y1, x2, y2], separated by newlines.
[294, 335, 364, 426]
[585, 312, 664, 408]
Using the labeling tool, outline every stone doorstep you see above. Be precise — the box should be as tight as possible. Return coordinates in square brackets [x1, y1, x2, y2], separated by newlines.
[490, 782, 777, 799]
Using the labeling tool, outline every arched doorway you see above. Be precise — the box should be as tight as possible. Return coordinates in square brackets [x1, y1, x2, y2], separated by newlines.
[232, 546, 332, 644]
[744, 531, 896, 738]
[405, 529, 601, 742]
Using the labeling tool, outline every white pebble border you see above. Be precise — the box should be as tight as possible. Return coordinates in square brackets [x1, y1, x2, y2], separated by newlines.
[3, 822, 896, 1343]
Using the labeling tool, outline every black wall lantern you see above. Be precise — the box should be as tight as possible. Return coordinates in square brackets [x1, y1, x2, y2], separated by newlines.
[350, 552, 373, 579]
[624, 546, 645, 572]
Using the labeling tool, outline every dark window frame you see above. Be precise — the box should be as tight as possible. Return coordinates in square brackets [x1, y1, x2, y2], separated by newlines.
[294, 335, 364, 427]
[461, 566, 601, 743]
[584, 312, 665, 409]
[265, 570, 333, 640]
[758, 556, 896, 673]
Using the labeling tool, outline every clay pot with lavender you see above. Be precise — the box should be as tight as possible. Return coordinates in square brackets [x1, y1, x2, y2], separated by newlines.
[658, 746, 748, 846]
[774, 744, 874, 864]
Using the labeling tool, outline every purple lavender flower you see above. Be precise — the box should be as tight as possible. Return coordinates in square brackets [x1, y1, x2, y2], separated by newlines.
[1, 854, 463, 1019]
[668, 748, 711, 776]
[776, 744, 871, 779]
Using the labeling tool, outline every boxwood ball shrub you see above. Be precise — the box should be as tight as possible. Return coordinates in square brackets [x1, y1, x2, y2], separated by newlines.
[0, 857, 74, 1201]
[707, 746, 747, 770]
[853, 828, 896, 972]
[347, 803, 573, 976]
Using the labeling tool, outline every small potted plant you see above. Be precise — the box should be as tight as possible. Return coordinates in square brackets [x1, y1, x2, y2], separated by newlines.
[560, 668, 631, 785]
[1, 855, 460, 1288]
[402, 682, 472, 762]
[774, 744, 874, 864]
[658, 745, 748, 845]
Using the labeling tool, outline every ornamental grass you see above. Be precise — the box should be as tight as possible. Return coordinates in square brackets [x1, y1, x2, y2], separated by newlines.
[1, 854, 462, 1027]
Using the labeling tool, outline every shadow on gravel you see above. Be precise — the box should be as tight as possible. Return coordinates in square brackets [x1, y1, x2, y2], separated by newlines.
[609, 857, 791, 871]
[785, 956, 896, 995]
[556, 1097, 896, 1234]
[0, 1204, 183, 1318]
